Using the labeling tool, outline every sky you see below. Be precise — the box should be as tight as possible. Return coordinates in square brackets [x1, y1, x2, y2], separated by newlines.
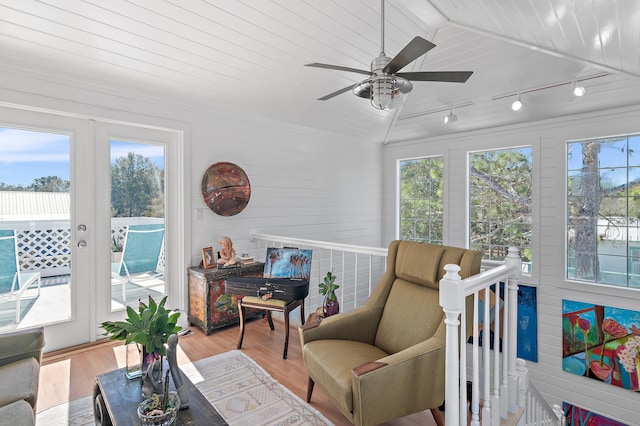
[0, 127, 164, 187]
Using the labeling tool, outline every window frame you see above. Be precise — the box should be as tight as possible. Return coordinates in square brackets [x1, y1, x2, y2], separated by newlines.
[468, 145, 533, 272]
[397, 155, 445, 245]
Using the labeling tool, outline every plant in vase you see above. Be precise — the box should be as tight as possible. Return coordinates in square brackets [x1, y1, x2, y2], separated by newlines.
[137, 369, 180, 426]
[590, 318, 627, 382]
[319, 271, 340, 317]
[100, 296, 182, 397]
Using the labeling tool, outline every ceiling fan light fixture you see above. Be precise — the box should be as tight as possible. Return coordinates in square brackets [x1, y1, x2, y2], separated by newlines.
[368, 75, 412, 110]
[511, 95, 522, 111]
[444, 109, 457, 124]
[573, 82, 586, 97]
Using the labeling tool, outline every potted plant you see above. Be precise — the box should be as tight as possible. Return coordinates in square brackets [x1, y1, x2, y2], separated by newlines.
[100, 295, 182, 393]
[137, 370, 180, 426]
[319, 271, 340, 317]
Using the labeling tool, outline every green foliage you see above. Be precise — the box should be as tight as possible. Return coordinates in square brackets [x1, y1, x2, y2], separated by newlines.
[0, 176, 70, 192]
[399, 157, 444, 243]
[100, 296, 181, 356]
[111, 152, 164, 218]
[469, 148, 533, 261]
[318, 271, 339, 301]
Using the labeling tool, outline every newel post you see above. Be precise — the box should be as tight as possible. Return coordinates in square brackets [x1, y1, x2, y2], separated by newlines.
[439, 263, 465, 426]
[505, 247, 522, 412]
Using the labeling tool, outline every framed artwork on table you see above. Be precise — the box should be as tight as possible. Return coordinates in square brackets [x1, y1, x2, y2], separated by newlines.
[202, 247, 215, 269]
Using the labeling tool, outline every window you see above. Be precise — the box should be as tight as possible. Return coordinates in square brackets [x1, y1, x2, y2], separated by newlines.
[399, 157, 444, 244]
[469, 148, 532, 269]
[567, 135, 640, 288]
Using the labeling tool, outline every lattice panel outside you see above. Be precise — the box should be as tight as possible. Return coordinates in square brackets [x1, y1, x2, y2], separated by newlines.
[17, 229, 71, 272]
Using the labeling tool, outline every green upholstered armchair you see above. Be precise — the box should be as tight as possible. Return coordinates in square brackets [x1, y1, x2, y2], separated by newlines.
[299, 241, 481, 426]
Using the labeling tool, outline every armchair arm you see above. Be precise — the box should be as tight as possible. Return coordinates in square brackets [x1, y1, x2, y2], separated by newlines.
[0, 327, 45, 368]
[351, 337, 446, 426]
[299, 306, 382, 346]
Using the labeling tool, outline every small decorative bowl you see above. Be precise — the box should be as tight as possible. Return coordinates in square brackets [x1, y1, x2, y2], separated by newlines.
[137, 392, 180, 426]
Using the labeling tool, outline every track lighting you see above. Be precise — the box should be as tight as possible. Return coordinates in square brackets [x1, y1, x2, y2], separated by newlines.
[443, 109, 457, 124]
[573, 82, 585, 97]
[511, 95, 522, 111]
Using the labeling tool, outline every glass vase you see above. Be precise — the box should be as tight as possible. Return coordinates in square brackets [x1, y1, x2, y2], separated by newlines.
[125, 343, 142, 379]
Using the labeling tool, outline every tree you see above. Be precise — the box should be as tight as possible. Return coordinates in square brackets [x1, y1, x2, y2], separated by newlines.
[567, 137, 638, 283]
[399, 157, 444, 243]
[469, 149, 532, 261]
[111, 152, 164, 218]
[567, 141, 599, 280]
[31, 176, 70, 192]
[0, 177, 69, 192]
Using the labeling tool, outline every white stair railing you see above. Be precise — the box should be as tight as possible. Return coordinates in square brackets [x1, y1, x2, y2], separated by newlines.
[440, 247, 563, 426]
[517, 359, 565, 426]
[440, 247, 522, 426]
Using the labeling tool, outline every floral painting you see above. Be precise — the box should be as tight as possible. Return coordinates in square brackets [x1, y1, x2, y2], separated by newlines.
[562, 299, 640, 391]
[563, 402, 628, 426]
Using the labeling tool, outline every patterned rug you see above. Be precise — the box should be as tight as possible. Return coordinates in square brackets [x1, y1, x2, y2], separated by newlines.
[36, 350, 334, 426]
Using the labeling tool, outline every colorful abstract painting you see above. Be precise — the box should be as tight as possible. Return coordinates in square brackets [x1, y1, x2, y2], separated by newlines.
[515, 284, 538, 362]
[468, 283, 538, 362]
[563, 402, 629, 426]
[263, 248, 312, 279]
[562, 299, 640, 391]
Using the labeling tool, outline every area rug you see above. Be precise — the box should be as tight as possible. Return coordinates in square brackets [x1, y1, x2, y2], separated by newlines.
[36, 350, 334, 426]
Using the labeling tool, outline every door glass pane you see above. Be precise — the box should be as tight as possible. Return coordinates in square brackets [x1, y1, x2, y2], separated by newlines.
[110, 140, 166, 311]
[0, 127, 71, 330]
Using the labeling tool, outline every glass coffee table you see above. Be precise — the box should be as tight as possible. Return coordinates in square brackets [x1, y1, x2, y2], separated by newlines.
[93, 367, 227, 425]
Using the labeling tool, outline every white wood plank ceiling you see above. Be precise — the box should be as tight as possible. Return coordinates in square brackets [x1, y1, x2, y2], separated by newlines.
[0, 0, 639, 144]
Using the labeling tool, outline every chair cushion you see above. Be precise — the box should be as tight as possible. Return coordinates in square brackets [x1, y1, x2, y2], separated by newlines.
[302, 340, 388, 415]
[0, 399, 34, 426]
[375, 279, 442, 354]
[0, 357, 39, 409]
[241, 296, 288, 308]
[395, 243, 444, 289]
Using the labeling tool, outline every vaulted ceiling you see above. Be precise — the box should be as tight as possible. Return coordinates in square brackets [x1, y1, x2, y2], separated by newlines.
[1, 0, 639, 144]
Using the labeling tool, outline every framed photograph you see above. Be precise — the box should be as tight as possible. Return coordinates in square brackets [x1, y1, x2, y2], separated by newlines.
[201, 247, 215, 269]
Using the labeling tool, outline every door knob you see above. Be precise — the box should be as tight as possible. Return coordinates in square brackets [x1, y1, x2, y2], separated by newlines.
[77, 240, 88, 248]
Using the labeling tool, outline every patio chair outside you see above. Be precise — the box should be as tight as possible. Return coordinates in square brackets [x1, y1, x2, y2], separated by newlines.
[0, 230, 41, 322]
[111, 224, 165, 303]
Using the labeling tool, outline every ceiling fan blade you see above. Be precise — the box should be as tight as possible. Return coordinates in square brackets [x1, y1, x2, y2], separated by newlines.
[398, 71, 473, 83]
[383, 36, 436, 74]
[317, 84, 356, 101]
[305, 63, 371, 76]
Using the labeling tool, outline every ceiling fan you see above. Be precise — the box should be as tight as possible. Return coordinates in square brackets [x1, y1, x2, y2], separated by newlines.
[305, 0, 473, 110]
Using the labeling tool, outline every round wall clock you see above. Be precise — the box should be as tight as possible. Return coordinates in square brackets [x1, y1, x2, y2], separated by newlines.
[201, 162, 251, 216]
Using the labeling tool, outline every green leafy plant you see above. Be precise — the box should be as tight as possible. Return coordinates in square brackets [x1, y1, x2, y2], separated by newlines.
[101, 295, 181, 356]
[318, 271, 339, 301]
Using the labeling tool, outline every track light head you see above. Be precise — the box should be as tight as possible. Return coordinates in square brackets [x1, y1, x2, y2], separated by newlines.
[511, 95, 522, 111]
[573, 82, 585, 97]
[443, 109, 457, 124]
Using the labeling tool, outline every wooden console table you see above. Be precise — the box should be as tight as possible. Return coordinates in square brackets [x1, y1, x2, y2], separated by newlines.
[187, 263, 264, 334]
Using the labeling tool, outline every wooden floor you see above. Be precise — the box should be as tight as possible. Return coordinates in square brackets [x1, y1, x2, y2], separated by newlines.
[38, 318, 441, 425]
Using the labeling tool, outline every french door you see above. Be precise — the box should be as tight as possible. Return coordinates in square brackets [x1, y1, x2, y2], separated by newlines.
[0, 106, 183, 351]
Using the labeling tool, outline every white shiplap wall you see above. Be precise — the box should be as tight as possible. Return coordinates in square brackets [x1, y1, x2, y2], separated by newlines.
[188, 110, 384, 266]
[381, 105, 640, 424]
[0, 63, 383, 322]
